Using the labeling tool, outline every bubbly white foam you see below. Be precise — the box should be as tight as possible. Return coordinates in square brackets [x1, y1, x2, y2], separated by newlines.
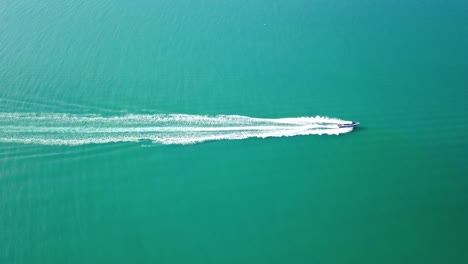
[0, 113, 356, 145]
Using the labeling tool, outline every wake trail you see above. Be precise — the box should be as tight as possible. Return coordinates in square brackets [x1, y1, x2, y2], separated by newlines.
[0, 113, 356, 146]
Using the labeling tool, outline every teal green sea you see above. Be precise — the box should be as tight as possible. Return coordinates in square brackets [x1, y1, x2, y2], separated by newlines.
[1, 0, 468, 263]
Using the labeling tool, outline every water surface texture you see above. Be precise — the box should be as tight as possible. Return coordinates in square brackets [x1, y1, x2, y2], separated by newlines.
[1, 0, 468, 263]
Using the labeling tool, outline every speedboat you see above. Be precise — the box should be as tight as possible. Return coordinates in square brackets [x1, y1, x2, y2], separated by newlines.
[337, 122, 360, 128]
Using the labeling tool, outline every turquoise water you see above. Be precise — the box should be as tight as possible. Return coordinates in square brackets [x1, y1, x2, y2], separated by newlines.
[1, 0, 468, 263]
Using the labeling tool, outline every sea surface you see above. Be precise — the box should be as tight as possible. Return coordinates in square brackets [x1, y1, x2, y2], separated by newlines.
[1, 0, 468, 263]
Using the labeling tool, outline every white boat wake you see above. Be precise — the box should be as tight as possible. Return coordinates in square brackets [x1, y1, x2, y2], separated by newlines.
[0, 113, 356, 146]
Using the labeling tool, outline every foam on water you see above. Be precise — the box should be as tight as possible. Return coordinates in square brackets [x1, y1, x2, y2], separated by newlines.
[0, 113, 356, 145]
